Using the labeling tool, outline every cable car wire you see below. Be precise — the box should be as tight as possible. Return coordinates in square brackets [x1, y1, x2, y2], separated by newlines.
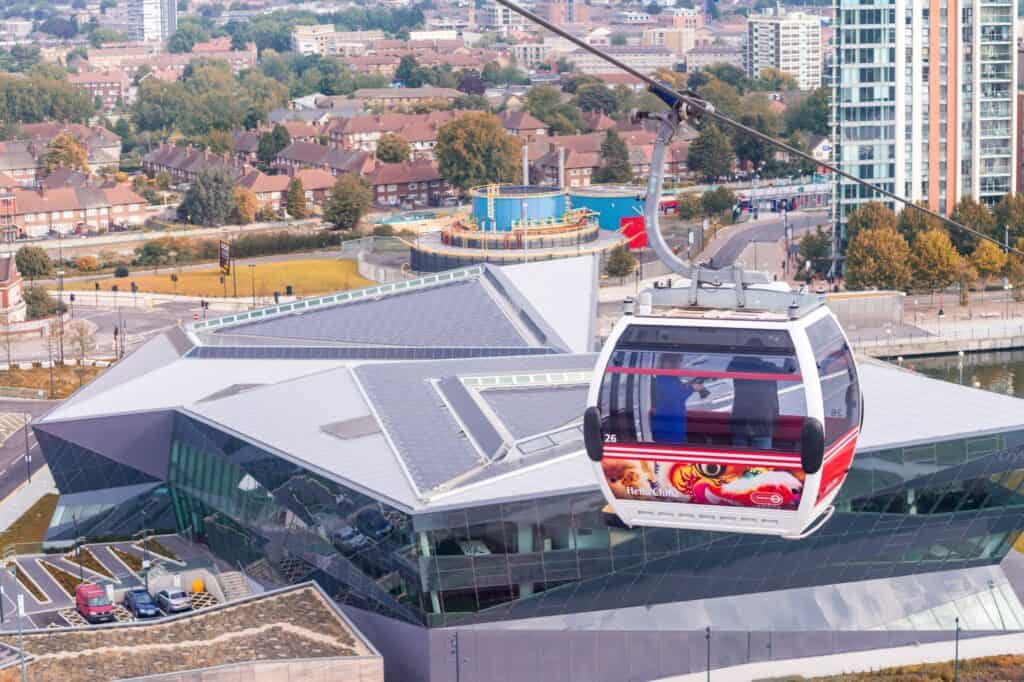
[492, 0, 1024, 258]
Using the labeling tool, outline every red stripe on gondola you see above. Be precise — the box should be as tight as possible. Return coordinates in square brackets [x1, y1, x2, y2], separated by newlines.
[604, 444, 801, 461]
[605, 367, 802, 382]
[602, 450, 802, 466]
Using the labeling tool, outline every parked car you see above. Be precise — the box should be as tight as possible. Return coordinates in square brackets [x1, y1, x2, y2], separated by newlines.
[75, 584, 114, 623]
[123, 589, 159, 618]
[155, 589, 192, 613]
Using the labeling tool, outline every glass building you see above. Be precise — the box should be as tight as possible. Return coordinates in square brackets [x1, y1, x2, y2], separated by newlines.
[34, 260, 1024, 673]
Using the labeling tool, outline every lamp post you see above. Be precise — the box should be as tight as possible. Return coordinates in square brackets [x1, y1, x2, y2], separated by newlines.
[56, 268, 65, 364]
[72, 516, 83, 585]
[248, 264, 256, 308]
[22, 414, 29, 485]
[953, 616, 960, 682]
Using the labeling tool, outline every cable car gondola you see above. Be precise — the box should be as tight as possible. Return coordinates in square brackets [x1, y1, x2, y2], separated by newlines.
[584, 297, 861, 539]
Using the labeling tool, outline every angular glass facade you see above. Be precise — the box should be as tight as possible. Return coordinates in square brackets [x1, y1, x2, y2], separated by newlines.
[37, 410, 1024, 628]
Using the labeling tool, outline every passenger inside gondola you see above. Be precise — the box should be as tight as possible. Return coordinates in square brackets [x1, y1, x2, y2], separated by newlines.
[650, 354, 705, 443]
[726, 338, 782, 450]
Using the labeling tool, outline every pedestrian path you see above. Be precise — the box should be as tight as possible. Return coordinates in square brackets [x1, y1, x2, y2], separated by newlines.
[0, 466, 56, 533]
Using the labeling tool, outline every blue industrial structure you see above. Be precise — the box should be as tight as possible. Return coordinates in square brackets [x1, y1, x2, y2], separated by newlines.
[469, 185, 568, 232]
[569, 185, 644, 231]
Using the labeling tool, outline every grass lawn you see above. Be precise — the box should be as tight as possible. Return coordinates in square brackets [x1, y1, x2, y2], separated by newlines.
[40, 560, 86, 598]
[0, 493, 58, 551]
[111, 546, 143, 572]
[64, 547, 114, 580]
[761, 654, 1024, 681]
[139, 537, 179, 562]
[0, 366, 104, 399]
[66, 259, 373, 298]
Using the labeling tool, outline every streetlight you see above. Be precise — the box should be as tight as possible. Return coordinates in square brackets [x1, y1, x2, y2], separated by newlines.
[72, 515, 83, 585]
[248, 264, 256, 308]
[1, 564, 26, 681]
[56, 268, 65, 364]
[22, 414, 30, 485]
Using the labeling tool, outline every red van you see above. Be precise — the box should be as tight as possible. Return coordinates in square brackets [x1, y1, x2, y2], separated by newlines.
[75, 584, 114, 623]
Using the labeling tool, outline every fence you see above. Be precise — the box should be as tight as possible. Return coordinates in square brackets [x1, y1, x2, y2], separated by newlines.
[853, 321, 1024, 356]
[120, 656, 384, 682]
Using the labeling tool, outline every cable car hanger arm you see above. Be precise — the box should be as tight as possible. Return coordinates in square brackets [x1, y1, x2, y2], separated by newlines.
[492, 0, 1023, 260]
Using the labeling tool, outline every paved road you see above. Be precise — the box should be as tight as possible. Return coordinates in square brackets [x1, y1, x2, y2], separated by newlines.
[0, 400, 59, 507]
[707, 210, 826, 267]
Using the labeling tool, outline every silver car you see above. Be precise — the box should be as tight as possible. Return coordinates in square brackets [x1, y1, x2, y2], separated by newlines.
[155, 589, 192, 613]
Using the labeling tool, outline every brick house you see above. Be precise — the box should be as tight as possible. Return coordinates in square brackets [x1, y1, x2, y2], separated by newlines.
[11, 184, 147, 237]
[499, 110, 548, 143]
[274, 142, 374, 177]
[238, 168, 337, 215]
[142, 144, 241, 184]
[67, 71, 133, 110]
[365, 160, 451, 207]
[0, 124, 122, 184]
[352, 87, 463, 108]
[327, 112, 461, 160]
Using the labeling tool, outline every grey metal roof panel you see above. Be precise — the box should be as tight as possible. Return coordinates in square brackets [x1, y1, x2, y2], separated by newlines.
[224, 279, 531, 348]
[187, 366, 420, 510]
[481, 385, 589, 440]
[354, 354, 597, 495]
[438, 376, 504, 460]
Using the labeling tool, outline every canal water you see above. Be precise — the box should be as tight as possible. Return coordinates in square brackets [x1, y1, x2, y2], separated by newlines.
[908, 349, 1024, 398]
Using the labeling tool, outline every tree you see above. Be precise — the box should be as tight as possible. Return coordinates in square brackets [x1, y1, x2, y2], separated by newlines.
[701, 187, 736, 216]
[911, 228, 961, 296]
[257, 124, 291, 166]
[324, 174, 372, 230]
[784, 87, 829, 136]
[231, 187, 257, 225]
[574, 83, 618, 116]
[178, 166, 236, 226]
[436, 112, 520, 190]
[23, 287, 63, 320]
[457, 71, 486, 96]
[676, 194, 703, 221]
[897, 203, 941, 244]
[754, 67, 797, 91]
[286, 178, 307, 218]
[605, 244, 637, 277]
[799, 226, 833, 277]
[15, 246, 52, 282]
[593, 130, 633, 184]
[376, 133, 411, 163]
[950, 196, 995, 254]
[845, 201, 896, 241]
[844, 227, 912, 291]
[168, 23, 208, 53]
[687, 124, 733, 182]
[395, 55, 424, 88]
[970, 240, 1008, 284]
[66, 319, 96, 385]
[43, 132, 89, 175]
[203, 129, 234, 155]
[525, 85, 582, 135]
[994, 192, 1024, 244]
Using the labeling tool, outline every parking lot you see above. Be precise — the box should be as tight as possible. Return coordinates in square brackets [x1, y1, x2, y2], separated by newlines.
[0, 535, 219, 631]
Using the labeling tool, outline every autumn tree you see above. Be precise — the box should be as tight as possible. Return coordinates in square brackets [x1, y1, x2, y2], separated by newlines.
[436, 112, 519, 190]
[43, 132, 89, 174]
[970, 239, 1008, 284]
[950, 196, 995, 254]
[676, 194, 703, 221]
[231, 187, 257, 224]
[285, 177, 307, 218]
[897, 203, 942, 244]
[687, 124, 733, 182]
[911, 228, 961, 296]
[845, 201, 896, 241]
[324, 174, 373, 230]
[844, 226, 912, 291]
[376, 133, 411, 163]
[593, 130, 632, 184]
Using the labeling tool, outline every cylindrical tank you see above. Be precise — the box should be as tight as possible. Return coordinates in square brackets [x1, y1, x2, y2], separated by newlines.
[470, 185, 567, 232]
[569, 185, 645, 231]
